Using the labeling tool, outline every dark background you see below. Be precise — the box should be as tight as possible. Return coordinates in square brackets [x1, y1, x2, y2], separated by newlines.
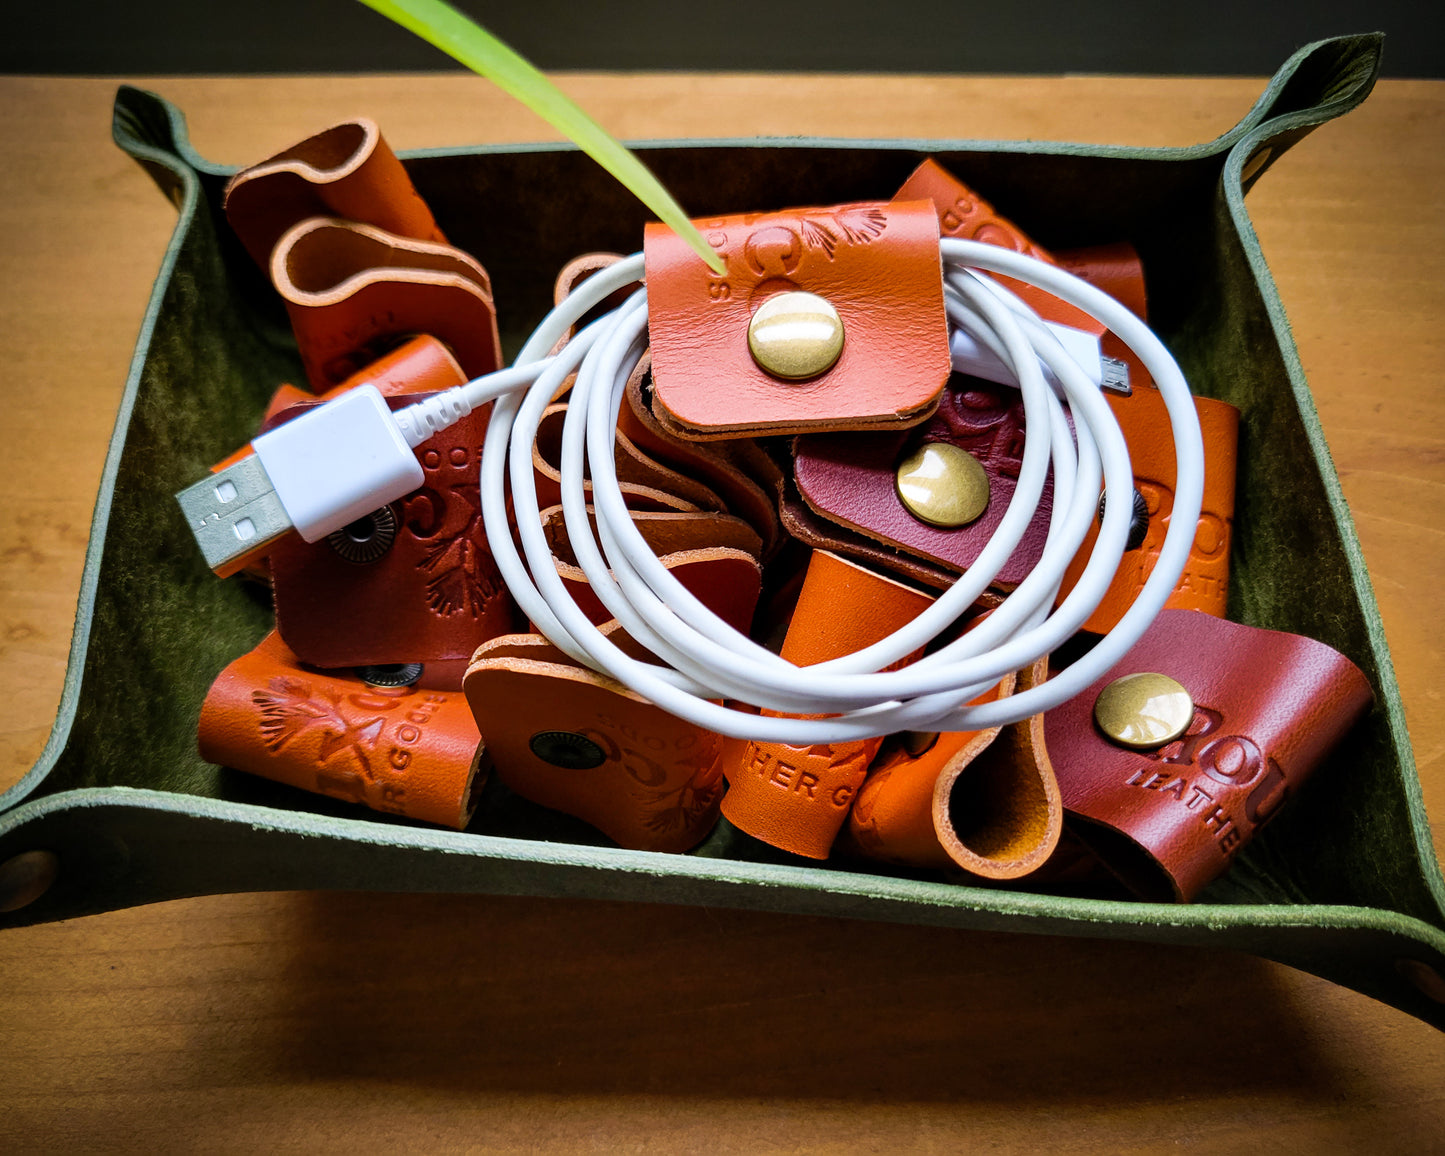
[4, 0, 1442, 76]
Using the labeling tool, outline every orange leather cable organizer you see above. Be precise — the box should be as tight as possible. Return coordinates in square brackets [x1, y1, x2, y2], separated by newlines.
[718, 551, 937, 860]
[644, 200, 952, 438]
[199, 632, 485, 831]
[222, 116, 448, 270]
[463, 628, 731, 854]
[266, 340, 515, 679]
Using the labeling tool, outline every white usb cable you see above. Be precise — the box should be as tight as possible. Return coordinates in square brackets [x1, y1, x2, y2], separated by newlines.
[178, 241, 1204, 741]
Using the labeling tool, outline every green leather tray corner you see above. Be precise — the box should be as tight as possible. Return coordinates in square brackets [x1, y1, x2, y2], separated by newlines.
[4, 34, 1444, 1030]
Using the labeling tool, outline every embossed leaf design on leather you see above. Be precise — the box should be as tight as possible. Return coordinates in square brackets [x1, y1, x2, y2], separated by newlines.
[252, 678, 388, 777]
[798, 207, 887, 259]
[420, 534, 502, 616]
[640, 747, 726, 835]
[417, 485, 503, 617]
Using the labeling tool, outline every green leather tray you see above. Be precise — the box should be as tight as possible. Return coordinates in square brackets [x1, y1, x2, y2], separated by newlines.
[5, 33, 1444, 1030]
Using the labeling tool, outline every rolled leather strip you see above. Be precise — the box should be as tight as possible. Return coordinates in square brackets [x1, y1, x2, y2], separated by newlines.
[271, 216, 502, 390]
[644, 200, 951, 438]
[792, 377, 1055, 589]
[893, 158, 1103, 336]
[846, 670, 1017, 871]
[223, 118, 446, 270]
[1056, 243, 1148, 324]
[463, 630, 728, 853]
[1045, 609, 1373, 902]
[531, 402, 726, 515]
[539, 504, 762, 635]
[269, 376, 515, 676]
[719, 551, 935, 859]
[620, 352, 783, 558]
[549, 251, 638, 352]
[930, 657, 1063, 878]
[1055, 386, 1240, 633]
[199, 632, 485, 831]
[848, 657, 1064, 879]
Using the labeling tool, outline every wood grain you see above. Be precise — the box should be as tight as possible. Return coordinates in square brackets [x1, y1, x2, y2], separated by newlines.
[0, 74, 1442, 1151]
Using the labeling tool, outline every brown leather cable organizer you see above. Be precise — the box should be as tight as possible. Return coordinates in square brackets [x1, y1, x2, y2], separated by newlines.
[9, 38, 1445, 1034]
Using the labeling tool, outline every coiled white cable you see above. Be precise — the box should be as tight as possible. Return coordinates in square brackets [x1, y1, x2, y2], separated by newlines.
[447, 240, 1203, 743]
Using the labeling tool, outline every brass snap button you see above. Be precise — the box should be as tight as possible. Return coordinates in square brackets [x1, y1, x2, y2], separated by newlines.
[747, 291, 845, 380]
[1094, 672, 1194, 750]
[895, 442, 990, 528]
[529, 731, 606, 770]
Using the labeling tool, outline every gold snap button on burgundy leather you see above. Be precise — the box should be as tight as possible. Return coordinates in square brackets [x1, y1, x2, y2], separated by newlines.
[1094, 672, 1194, 750]
[0, 850, 59, 914]
[895, 442, 990, 528]
[747, 291, 845, 380]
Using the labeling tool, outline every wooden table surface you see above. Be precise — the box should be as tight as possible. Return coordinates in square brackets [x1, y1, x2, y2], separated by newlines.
[1, 73, 1442, 1151]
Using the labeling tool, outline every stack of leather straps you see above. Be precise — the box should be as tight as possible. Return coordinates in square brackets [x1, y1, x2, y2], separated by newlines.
[195, 119, 1372, 905]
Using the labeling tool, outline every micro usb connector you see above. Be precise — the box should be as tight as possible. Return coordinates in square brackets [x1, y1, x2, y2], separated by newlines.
[175, 384, 425, 577]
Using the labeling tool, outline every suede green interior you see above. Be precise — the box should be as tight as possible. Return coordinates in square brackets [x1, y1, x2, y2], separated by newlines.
[4, 34, 1445, 1030]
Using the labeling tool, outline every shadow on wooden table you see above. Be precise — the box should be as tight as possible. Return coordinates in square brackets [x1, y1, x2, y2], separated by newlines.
[263, 889, 1411, 1118]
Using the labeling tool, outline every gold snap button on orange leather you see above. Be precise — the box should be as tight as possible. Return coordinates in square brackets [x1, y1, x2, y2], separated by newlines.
[1094, 672, 1194, 750]
[895, 442, 990, 527]
[746, 291, 845, 380]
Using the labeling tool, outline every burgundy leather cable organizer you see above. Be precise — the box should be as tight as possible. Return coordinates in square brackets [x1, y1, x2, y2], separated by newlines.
[793, 379, 1055, 590]
[1045, 610, 1373, 901]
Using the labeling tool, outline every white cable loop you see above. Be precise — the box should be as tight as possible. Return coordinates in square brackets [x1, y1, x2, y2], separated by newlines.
[470, 241, 1205, 743]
